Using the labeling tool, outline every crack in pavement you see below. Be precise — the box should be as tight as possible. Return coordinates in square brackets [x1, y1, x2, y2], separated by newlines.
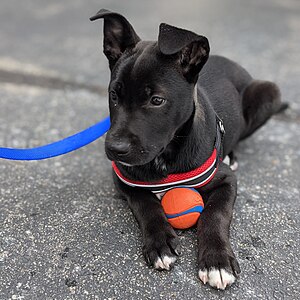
[0, 69, 107, 95]
[0, 69, 299, 124]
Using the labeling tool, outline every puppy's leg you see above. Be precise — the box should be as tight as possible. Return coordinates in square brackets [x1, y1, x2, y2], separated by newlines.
[113, 173, 180, 270]
[197, 163, 240, 290]
[241, 80, 281, 139]
[223, 152, 238, 171]
[229, 151, 238, 171]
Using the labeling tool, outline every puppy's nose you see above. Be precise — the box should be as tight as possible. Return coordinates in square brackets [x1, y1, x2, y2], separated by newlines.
[107, 141, 131, 156]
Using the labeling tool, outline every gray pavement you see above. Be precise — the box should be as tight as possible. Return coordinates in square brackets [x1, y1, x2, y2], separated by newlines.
[0, 0, 299, 299]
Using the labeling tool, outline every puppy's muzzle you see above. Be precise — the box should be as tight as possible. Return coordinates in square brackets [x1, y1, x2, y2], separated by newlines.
[105, 140, 131, 161]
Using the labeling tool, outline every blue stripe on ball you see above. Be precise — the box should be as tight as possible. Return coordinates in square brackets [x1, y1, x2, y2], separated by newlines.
[165, 205, 204, 219]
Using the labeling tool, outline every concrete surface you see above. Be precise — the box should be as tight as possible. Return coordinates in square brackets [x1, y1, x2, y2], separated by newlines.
[0, 0, 299, 299]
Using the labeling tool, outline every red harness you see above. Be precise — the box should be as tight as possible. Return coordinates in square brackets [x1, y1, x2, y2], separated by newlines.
[112, 116, 225, 194]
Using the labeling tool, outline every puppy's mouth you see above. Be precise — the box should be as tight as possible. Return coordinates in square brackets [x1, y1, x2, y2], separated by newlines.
[112, 146, 166, 167]
[118, 160, 134, 167]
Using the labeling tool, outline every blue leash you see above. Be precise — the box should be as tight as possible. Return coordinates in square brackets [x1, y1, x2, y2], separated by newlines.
[0, 117, 110, 160]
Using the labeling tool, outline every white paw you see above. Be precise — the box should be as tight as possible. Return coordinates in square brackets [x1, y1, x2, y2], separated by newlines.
[154, 255, 176, 270]
[230, 161, 238, 171]
[199, 267, 236, 290]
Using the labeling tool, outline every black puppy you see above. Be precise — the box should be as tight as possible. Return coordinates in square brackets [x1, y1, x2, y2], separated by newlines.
[90, 9, 281, 289]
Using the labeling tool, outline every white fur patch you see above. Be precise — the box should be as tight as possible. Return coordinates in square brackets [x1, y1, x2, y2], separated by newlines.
[199, 267, 235, 290]
[154, 255, 176, 270]
[223, 156, 230, 165]
[230, 161, 239, 171]
[155, 192, 166, 200]
[198, 269, 208, 284]
[223, 156, 238, 171]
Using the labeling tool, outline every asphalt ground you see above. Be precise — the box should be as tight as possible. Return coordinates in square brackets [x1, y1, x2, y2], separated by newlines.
[0, 1, 299, 299]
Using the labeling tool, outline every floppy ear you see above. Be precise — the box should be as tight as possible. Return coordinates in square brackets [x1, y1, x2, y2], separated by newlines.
[90, 9, 140, 70]
[158, 23, 210, 83]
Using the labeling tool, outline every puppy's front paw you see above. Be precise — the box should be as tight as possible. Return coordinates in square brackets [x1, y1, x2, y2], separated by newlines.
[143, 229, 180, 271]
[199, 267, 236, 290]
[198, 249, 240, 290]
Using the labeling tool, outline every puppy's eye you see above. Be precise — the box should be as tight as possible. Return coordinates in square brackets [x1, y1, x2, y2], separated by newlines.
[109, 91, 118, 102]
[150, 97, 165, 106]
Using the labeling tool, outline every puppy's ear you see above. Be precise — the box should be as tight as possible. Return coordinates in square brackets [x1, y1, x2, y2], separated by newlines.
[158, 23, 209, 83]
[90, 9, 140, 70]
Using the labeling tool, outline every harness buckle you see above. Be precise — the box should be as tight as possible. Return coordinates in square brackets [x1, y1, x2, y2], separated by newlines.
[218, 119, 225, 135]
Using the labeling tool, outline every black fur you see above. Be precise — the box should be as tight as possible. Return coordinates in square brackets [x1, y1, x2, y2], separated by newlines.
[91, 9, 281, 288]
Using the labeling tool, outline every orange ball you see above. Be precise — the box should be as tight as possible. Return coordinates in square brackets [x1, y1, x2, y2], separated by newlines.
[161, 188, 204, 229]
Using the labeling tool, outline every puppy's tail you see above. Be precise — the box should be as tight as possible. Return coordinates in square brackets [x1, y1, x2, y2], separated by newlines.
[275, 102, 289, 114]
[240, 80, 281, 140]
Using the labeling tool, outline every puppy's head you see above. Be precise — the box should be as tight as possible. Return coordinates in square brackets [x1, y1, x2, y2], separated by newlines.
[91, 9, 209, 166]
